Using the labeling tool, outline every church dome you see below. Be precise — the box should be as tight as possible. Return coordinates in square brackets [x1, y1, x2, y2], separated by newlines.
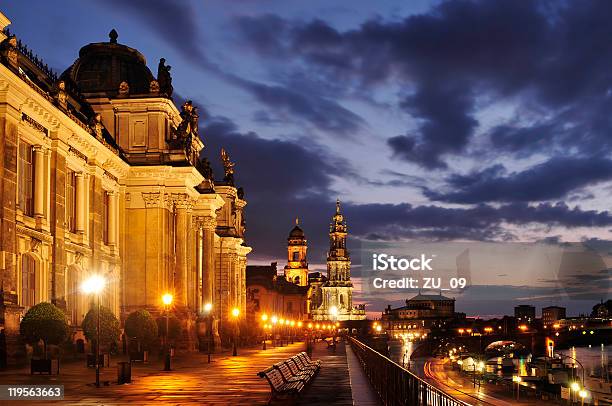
[289, 225, 305, 239]
[60, 29, 155, 97]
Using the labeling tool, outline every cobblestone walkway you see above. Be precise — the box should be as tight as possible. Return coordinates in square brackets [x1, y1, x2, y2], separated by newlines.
[0, 342, 306, 405]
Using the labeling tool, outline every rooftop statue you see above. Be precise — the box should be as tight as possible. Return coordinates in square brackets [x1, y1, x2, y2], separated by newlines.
[157, 58, 173, 96]
[197, 156, 213, 180]
[177, 100, 199, 139]
[220, 148, 235, 185]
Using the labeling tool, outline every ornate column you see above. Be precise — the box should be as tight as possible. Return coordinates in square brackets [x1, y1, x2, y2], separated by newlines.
[172, 194, 193, 308]
[200, 217, 216, 308]
[107, 191, 117, 246]
[33, 145, 45, 217]
[75, 172, 85, 233]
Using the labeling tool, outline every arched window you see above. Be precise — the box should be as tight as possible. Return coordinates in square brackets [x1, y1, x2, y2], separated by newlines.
[21, 255, 36, 309]
[294, 276, 300, 285]
[67, 265, 82, 325]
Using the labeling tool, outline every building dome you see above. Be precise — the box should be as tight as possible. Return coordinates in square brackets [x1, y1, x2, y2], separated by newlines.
[60, 29, 155, 97]
[289, 225, 305, 239]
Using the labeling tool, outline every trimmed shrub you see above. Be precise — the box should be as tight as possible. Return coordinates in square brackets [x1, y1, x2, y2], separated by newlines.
[82, 306, 121, 352]
[125, 310, 158, 350]
[20, 302, 69, 358]
[156, 315, 182, 342]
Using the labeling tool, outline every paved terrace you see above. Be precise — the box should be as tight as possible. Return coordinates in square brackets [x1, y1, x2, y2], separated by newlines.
[0, 340, 381, 405]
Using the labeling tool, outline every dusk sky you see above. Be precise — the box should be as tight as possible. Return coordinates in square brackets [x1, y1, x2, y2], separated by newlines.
[5, 0, 611, 317]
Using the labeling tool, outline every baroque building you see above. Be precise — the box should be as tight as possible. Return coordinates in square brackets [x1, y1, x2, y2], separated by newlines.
[283, 218, 308, 286]
[381, 293, 456, 339]
[246, 262, 309, 324]
[0, 12, 250, 365]
[310, 200, 365, 321]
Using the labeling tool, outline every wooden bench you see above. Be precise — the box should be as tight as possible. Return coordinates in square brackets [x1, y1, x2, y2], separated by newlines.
[274, 360, 312, 383]
[258, 353, 321, 403]
[286, 357, 316, 379]
[258, 366, 304, 403]
[297, 352, 321, 369]
[290, 355, 318, 375]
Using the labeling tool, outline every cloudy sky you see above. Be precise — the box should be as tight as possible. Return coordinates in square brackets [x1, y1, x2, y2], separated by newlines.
[4, 0, 611, 316]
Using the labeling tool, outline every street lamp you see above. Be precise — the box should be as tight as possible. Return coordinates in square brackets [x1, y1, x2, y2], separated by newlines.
[261, 314, 268, 350]
[82, 275, 106, 388]
[202, 302, 213, 362]
[513, 375, 522, 400]
[290, 320, 295, 344]
[231, 307, 240, 356]
[271, 315, 278, 346]
[578, 389, 588, 406]
[330, 306, 338, 346]
[161, 293, 173, 371]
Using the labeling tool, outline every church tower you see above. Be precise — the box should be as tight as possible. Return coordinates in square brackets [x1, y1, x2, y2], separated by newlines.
[311, 200, 366, 321]
[284, 218, 309, 286]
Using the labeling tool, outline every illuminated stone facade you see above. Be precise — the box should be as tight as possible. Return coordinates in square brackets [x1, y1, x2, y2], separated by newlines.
[283, 219, 308, 286]
[0, 13, 250, 364]
[310, 200, 366, 321]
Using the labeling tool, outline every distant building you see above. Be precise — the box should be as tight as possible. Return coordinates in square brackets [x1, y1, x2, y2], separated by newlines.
[310, 200, 366, 321]
[591, 299, 612, 318]
[283, 219, 309, 286]
[246, 263, 309, 323]
[514, 305, 536, 324]
[381, 292, 456, 339]
[542, 306, 566, 327]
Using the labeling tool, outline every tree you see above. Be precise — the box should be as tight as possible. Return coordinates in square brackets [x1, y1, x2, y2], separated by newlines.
[125, 310, 158, 350]
[20, 302, 69, 359]
[82, 306, 121, 353]
[156, 315, 182, 342]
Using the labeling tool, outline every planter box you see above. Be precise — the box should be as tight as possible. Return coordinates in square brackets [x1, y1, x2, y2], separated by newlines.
[86, 353, 110, 368]
[117, 361, 131, 384]
[31, 359, 52, 375]
[129, 350, 148, 363]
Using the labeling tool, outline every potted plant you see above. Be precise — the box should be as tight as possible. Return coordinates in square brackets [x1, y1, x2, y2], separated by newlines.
[125, 310, 158, 362]
[82, 306, 121, 367]
[20, 302, 69, 374]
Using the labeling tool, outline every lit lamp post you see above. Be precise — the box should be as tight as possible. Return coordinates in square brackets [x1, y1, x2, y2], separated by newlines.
[578, 389, 588, 406]
[279, 319, 285, 346]
[161, 293, 173, 371]
[330, 306, 338, 346]
[271, 316, 278, 347]
[261, 314, 268, 350]
[82, 275, 106, 388]
[512, 375, 522, 400]
[231, 307, 240, 356]
[571, 381, 581, 404]
[203, 303, 212, 363]
[290, 320, 295, 344]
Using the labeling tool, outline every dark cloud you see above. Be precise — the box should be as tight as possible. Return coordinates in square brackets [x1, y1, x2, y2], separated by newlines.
[226, 76, 366, 136]
[199, 111, 612, 259]
[101, 0, 208, 65]
[424, 157, 612, 203]
[389, 82, 477, 169]
[233, 0, 612, 167]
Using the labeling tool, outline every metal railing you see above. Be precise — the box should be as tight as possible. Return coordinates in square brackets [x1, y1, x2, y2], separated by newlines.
[349, 337, 470, 406]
